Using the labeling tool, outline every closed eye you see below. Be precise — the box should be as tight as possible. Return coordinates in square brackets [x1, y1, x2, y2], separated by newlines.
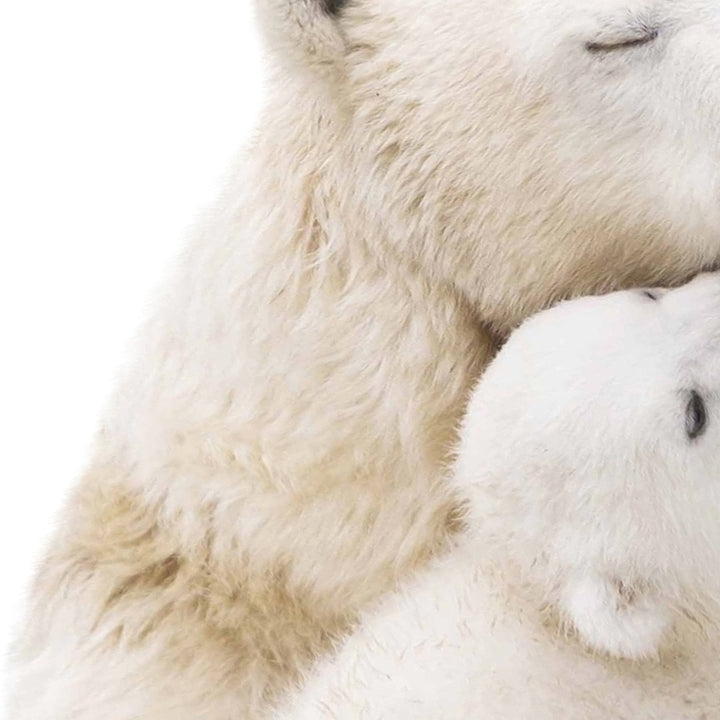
[586, 28, 659, 53]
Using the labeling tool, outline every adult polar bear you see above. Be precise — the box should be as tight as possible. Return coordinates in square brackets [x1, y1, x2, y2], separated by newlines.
[8, 0, 720, 718]
[276, 274, 720, 719]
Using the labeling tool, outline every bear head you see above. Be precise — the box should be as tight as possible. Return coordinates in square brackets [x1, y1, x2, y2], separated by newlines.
[455, 272, 720, 660]
[255, 0, 720, 331]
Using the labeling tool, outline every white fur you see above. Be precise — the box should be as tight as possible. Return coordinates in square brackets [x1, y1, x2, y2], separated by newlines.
[275, 274, 720, 719]
[9, 1, 720, 717]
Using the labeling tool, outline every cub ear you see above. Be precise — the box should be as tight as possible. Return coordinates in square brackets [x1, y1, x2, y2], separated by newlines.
[254, 0, 349, 76]
[560, 574, 672, 660]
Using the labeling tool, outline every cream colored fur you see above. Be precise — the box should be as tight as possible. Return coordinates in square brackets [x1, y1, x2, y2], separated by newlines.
[275, 274, 720, 719]
[8, 0, 720, 717]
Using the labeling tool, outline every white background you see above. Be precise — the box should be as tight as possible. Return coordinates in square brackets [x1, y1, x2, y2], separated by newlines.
[0, 1, 265, 707]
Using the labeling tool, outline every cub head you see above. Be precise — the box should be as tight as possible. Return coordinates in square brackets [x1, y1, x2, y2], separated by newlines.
[455, 272, 720, 660]
[255, 0, 720, 330]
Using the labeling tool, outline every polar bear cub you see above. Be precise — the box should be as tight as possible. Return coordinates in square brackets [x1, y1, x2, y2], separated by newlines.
[275, 273, 720, 719]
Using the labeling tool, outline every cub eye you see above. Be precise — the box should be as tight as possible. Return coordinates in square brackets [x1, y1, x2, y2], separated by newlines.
[586, 28, 658, 53]
[686, 391, 708, 441]
[642, 290, 658, 301]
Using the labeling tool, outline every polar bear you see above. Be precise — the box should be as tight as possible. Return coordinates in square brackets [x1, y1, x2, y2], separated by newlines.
[275, 273, 720, 720]
[8, 1, 720, 718]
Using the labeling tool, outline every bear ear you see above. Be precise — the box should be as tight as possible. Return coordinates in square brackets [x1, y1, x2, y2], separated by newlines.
[560, 574, 672, 661]
[254, 0, 349, 77]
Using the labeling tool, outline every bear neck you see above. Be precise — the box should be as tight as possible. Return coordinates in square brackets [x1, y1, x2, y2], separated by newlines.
[95, 82, 495, 613]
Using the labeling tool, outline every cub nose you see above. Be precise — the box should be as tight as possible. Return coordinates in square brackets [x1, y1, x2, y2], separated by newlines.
[669, 271, 720, 297]
[664, 271, 720, 322]
[685, 271, 720, 288]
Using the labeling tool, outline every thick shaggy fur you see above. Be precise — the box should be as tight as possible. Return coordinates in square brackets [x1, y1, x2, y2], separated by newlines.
[276, 275, 720, 719]
[8, 1, 720, 717]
